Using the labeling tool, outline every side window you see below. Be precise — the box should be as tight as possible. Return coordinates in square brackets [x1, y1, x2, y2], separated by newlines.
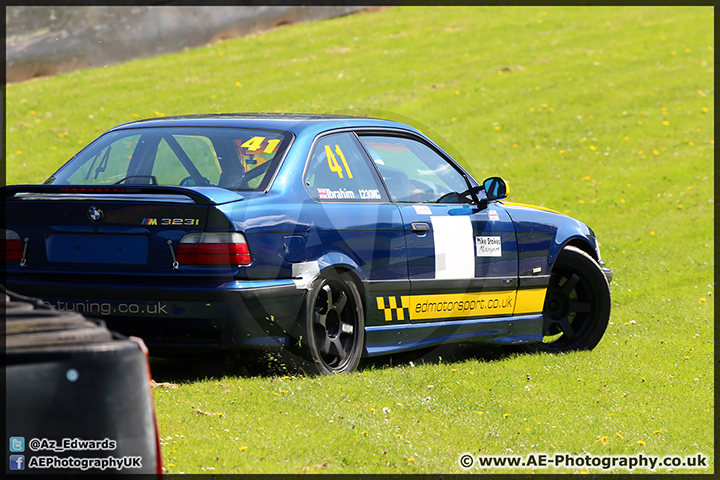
[305, 132, 388, 202]
[358, 136, 470, 204]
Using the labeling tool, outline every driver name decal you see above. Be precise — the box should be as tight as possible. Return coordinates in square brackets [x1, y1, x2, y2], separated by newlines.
[316, 188, 382, 201]
[476, 236, 502, 257]
[317, 188, 355, 200]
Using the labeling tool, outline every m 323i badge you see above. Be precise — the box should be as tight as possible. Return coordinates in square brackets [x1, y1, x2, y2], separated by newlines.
[141, 218, 201, 226]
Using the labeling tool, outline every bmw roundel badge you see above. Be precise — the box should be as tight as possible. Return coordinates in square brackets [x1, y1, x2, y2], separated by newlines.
[88, 206, 104, 223]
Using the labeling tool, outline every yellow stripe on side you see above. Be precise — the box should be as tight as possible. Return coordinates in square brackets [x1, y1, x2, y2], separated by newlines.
[514, 288, 547, 314]
[503, 202, 565, 216]
[375, 289, 547, 322]
[407, 291, 516, 320]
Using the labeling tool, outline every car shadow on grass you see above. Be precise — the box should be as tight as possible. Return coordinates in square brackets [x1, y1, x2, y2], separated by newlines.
[360, 342, 523, 372]
[148, 342, 525, 383]
[148, 349, 298, 383]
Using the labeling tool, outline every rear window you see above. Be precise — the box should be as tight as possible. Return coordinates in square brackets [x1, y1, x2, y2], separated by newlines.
[46, 127, 293, 191]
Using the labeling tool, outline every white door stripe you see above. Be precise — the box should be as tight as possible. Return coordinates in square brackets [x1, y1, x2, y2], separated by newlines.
[430, 215, 474, 279]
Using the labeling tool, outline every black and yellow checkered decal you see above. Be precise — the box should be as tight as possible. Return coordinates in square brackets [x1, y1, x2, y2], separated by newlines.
[376, 296, 411, 321]
[376, 289, 546, 321]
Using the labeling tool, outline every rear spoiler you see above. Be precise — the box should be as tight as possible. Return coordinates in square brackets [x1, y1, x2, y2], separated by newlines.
[2, 185, 244, 206]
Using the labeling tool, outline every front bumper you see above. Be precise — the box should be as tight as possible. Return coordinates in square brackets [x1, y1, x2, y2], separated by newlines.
[601, 267, 613, 284]
[5, 275, 307, 351]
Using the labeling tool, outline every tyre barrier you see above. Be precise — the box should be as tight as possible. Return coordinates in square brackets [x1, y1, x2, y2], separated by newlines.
[4, 286, 161, 475]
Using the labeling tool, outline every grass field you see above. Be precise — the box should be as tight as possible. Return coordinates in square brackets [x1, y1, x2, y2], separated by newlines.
[5, 6, 714, 474]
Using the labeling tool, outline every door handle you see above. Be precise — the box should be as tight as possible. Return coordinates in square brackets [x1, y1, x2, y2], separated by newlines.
[411, 222, 430, 234]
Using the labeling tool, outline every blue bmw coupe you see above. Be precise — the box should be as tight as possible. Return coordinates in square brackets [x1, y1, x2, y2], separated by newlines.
[3, 114, 612, 374]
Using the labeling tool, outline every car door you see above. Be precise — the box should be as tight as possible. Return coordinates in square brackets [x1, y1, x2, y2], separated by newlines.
[302, 131, 408, 325]
[357, 134, 519, 324]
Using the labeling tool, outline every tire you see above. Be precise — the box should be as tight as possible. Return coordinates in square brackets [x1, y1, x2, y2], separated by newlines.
[297, 270, 365, 374]
[526, 246, 611, 353]
[3, 287, 160, 474]
[3, 291, 113, 348]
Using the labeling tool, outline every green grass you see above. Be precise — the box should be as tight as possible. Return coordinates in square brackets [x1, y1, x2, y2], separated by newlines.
[5, 5, 714, 474]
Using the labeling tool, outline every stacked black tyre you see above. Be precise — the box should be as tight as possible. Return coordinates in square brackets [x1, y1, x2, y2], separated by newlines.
[4, 287, 161, 475]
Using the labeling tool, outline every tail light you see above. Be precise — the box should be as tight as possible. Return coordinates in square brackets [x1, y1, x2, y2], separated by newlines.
[176, 232, 251, 266]
[1, 230, 23, 262]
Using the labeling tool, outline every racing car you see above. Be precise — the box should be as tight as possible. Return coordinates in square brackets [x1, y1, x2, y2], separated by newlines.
[3, 113, 612, 374]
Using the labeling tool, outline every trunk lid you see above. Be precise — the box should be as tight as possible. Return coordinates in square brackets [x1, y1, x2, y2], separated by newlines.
[3, 185, 241, 273]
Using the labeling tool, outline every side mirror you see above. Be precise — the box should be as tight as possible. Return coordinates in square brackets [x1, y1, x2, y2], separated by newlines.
[483, 176, 508, 201]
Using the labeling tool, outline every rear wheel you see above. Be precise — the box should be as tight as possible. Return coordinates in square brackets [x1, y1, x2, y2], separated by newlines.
[298, 271, 365, 374]
[526, 246, 611, 353]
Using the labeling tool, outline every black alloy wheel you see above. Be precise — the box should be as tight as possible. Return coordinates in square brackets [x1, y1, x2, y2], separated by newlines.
[527, 246, 611, 353]
[302, 271, 364, 374]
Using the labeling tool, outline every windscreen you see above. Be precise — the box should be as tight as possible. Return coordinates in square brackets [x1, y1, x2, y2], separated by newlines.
[46, 127, 293, 191]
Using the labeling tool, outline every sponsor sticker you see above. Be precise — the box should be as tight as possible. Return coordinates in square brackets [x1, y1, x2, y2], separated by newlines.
[476, 236, 502, 257]
[375, 289, 547, 321]
[488, 209, 500, 221]
[413, 205, 432, 215]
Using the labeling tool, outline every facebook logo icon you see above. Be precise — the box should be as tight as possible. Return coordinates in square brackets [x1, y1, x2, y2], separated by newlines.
[9, 454, 25, 470]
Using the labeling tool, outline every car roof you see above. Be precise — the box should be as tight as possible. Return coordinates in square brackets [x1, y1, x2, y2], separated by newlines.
[110, 113, 421, 136]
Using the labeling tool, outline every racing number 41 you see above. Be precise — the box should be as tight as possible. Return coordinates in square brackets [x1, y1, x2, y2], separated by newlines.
[326, 145, 353, 179]
[241, 136, 281, 154]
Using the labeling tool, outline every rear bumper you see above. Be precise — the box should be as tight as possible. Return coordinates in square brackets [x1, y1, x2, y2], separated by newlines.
[5, 276, 306, 351]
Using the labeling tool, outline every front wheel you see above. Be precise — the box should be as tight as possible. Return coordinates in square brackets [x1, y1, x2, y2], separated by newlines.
[297, 271, 365, 374]
[526, 246, 611, 353]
